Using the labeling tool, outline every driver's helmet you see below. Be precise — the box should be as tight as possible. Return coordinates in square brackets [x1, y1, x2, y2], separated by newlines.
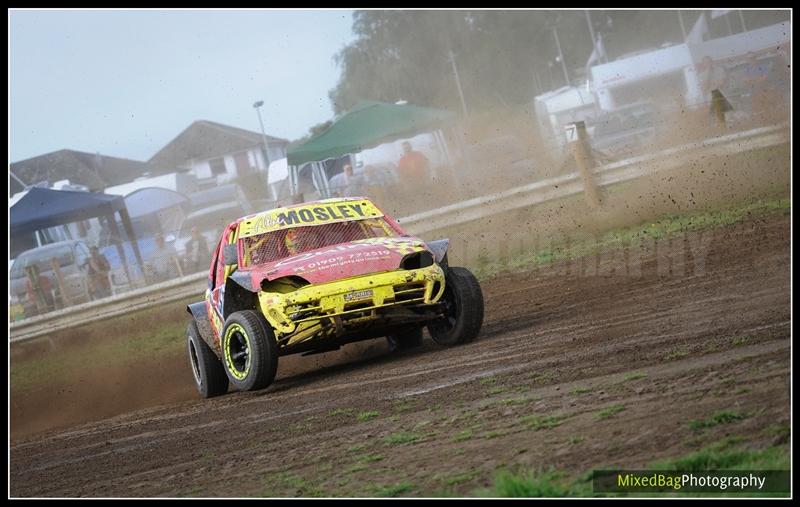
[284, 228, 313, 255]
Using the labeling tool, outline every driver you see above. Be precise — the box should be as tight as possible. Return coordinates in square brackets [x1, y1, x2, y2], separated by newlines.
[284, 228, 318, 255]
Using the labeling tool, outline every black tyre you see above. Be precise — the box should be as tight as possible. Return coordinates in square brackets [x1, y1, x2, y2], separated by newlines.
[221, 310, 279, 392]
[427, 267, 484, 346]
[187, 320, 229, 398]
[386, 326, 424, 352]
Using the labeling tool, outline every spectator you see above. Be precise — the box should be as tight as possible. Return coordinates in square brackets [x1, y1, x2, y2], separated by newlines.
[25, 264, 55, 314]
[397, 141, 430, 184]
[184, 227, 210, 273]
[86, 245, 112, 300]
[328, 163, 365, 197]
[148, 233, 178, 282]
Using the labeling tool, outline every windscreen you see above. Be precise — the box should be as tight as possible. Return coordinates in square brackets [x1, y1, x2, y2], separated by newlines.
[241, 217, 397, 267]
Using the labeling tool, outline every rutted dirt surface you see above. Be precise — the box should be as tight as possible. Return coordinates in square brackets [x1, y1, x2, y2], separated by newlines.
[10, 213, 790, 497]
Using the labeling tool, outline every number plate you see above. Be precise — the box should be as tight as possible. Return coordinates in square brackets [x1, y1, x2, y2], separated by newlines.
[344, 289, 373, 302]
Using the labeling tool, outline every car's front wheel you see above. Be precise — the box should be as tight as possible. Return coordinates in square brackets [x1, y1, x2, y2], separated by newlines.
[428, 267, 484, 346]
[221, 310, 279, 392]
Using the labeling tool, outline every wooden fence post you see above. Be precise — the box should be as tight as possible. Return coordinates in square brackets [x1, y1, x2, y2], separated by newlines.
[49, 258, 71, 307]
[710, 89, 732, 127]
[565, 121, 601, 208]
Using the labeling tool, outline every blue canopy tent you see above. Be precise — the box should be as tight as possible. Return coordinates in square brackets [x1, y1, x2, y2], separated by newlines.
[10, 187, 145, 288]
[121, 187, 190, 239]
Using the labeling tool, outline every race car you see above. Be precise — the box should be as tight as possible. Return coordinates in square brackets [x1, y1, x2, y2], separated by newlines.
[186, 197, 484, 398]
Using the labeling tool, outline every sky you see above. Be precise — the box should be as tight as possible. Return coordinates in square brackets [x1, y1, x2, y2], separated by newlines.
[9, 9, 356, 163]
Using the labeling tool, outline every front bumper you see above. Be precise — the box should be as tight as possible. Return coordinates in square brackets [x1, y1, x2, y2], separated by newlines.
[258, 264, 446, 346]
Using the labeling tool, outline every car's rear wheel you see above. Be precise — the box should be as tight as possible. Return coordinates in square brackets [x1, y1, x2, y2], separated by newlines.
[187, 320, 229, 398]
[222, 310, 279, 392]
[428, 267, 484, 346]
[387, 326, 424, 352]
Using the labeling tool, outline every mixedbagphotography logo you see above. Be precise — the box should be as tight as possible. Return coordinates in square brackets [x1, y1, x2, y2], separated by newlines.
[592, 470, 791, 494]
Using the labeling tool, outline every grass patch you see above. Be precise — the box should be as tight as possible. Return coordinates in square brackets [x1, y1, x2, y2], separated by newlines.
[521, 414, 569, 431]
[570, 387, 592, 395]
[479, 469, 585, 497]
[688, 411, 747, 431]
[357, 411, 380, 421]
[529, 372, 555, 384]
[454, 429, 473, 442]
[487, 387, 508, 395]
[369, 482, 415, 497]
[596, 405, 626, 420]
[483, 430, 506, 439]
[262, 472, 324, 497]
[567, 436, 586, 445]
[413, 420, 432, 430]
[346, 443, 367, 453]
[382, 432, 422, 445]
[475, 436, 789, 498]
[393, 401, 413, 413]
[11, 318, 186, 392]
[624, 372, 648, 381]
[665, 349, 689, 361]
[479, 376, 497, 385]
[731, 335, 752, 347]
[497, 397, 528, 406]
[330, 408, 355, 417]
[346, 464, 368, 474]
[651, 438, 789, 472]
[356, 454, 384, 463]
[762, 423, 790, 441]
[441, 471, 481, 487]
[473, 197, 789, 280]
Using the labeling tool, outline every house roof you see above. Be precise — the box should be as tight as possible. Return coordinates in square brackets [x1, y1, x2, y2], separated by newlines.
[9, 150, 150, 197]
[148, 120, 288, 172]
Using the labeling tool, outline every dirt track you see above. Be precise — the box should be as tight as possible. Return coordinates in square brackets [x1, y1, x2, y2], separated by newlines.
[10, 212, 790, 497]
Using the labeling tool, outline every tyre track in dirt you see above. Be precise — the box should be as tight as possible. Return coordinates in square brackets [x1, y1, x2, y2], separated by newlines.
[10, 213, 790, 497]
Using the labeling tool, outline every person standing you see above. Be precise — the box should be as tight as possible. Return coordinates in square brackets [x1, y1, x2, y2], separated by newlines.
[25, 264, 55, 315]
[86, 245, 112, 299]
[328, 163, 365, 197]
[397, 141, 430, 184]
[148, 233, 179, 282]
[184, 227, 210, 273]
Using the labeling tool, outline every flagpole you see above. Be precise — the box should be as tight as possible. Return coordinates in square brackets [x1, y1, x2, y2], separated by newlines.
[585, 10, 597, 51]
[677, 10, 687, 39]
[738, 11, 748, 32]
[724, 14, 734, 36]
[448, 50, 470, 120]
[552, 26, 570, 87]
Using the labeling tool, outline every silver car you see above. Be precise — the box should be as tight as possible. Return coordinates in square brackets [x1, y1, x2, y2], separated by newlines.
[9, 240, 93, 316]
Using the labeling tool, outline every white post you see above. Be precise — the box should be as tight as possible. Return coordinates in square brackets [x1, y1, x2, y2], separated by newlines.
[585, 10, 600, 65]
[677, 10, 687, 39]
[448, 50, 470, 120]
[738, 11, 748, 32]
[552, 26, 570, 87]
[724, 14, 734, 36]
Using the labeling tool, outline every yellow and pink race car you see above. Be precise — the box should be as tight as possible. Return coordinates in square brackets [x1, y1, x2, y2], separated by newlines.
[186, 197, 484, 397]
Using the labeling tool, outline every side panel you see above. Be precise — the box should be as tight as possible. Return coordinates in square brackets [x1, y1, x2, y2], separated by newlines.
[426, 238, 450, 264]
[186, 301, 219, 355]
